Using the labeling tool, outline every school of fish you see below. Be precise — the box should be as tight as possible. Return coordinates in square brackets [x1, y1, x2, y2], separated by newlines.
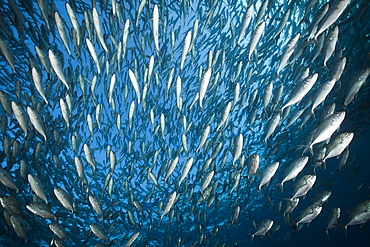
[0, 0, 370, 246]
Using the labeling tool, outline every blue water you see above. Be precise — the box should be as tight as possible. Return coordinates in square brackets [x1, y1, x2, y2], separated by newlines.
[0, 0, 370, 246]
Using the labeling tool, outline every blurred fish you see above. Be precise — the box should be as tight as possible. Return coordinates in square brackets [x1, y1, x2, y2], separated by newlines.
[249, 219, 274, 241]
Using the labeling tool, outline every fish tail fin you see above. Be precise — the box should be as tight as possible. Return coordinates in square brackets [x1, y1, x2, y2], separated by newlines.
[273, 72, 280, 80]
[325, 229, 330, 240]
[273, 108, 283, 115]
[275, 182, 284, 192]
[248, 177, 252, 187]
[297, 145, 313, 155]
[318, 64, 329, 71]
[313, 37, 320, 46]
[336, 224, 348, 238]
[155, 48, 162, 56]
[294, 222, 299, 232]
[322, 159, 326, 170]
[280, 181, 284, 192]
[262, 110, 267, 121]
[309, 145, 314, 156]
[158, 215, 163, 226]
[283, 213, 288, 224]
[248, 233, 255, 241]
[310, 110, 316, 119]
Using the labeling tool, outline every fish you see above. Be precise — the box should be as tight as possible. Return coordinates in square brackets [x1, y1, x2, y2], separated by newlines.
[344, 67, 370, 106]
[178, 157, 194, 186]
[11, 101, 28, 137]
[27, 106, 47, 141]
[83, 143, 96, 173]
[0, 196, 22, 215]
[264, 112, 281, 144]
[165, 156, 179, 182]
[254, 0, 268, 27]
[321, 26, 339, 70]
[274, 8, 291, 40]
[66, 3, 80, 46]
[342, 200, 370, 237]
[279, 73, 318, 112]
[202, 170, 215, 192]
[54, 187, 74, 213]
[0, 91, 12, 117]
[49, 222, 67, 240]
[161, 191, 177, 220]
[152, 4, 160, 54]
[248, 21, 265, 61]
[329, 56, 346, 82]
[60, 98, 70, 128]
[263, 81, 273, 114]
[310, 78, 337, 116]
[136, 0, 146, 26]
[0, 37, 15, 72]
[291, 174, 316, 199]
[247, 153, 260, 178]
[180, 31, 192, 71]
[301, 111, 346, 155]
[237, 4, 254, 46]
[198, 68, 212, 109]
[0, 167, 19, 191]
[89, 194, 104, 219]
[277, 33, 300, 76]
[300, 0, 319, 24]
[31, 67, 48, 104]
[229, 205, 240, 226]
[325, 207, 341, 240]
[258, 162, 279, 195]
[10, 215, 27, 244]
[54, 11, 72, 56]
[283, 197, 300, 215]
[124, 231, 140, 247]
[295, 204, 322, 226]
[90, 223, 109, 241]
[196, 126, 210, 152]
[128, 69, 141, 104]
[28, 174, 48, 204]
[0, 0, 369, 245]
[322, 132, 354, 163]
[92, 7, 108, 53]
[26, 202, 55, 219]
[86, 37, 101, 74]
[233, 134, 243, 164]
[278, 156, 309, 192]
[249, 219, 274, 241]
[36, 0, 49, 28]
[314, 0, 350, 40]
[312, 190, 332, 206]
[307, 3, 329, 39]
[48, 49, 69, 90]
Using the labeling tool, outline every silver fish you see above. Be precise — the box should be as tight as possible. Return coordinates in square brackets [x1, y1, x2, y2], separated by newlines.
[26, 202, 55, 219]
[0, 167, 19, 191]
[250, 219, 274, 241]
[54, 187, 74, 213]
[28, 174, 48, 204]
